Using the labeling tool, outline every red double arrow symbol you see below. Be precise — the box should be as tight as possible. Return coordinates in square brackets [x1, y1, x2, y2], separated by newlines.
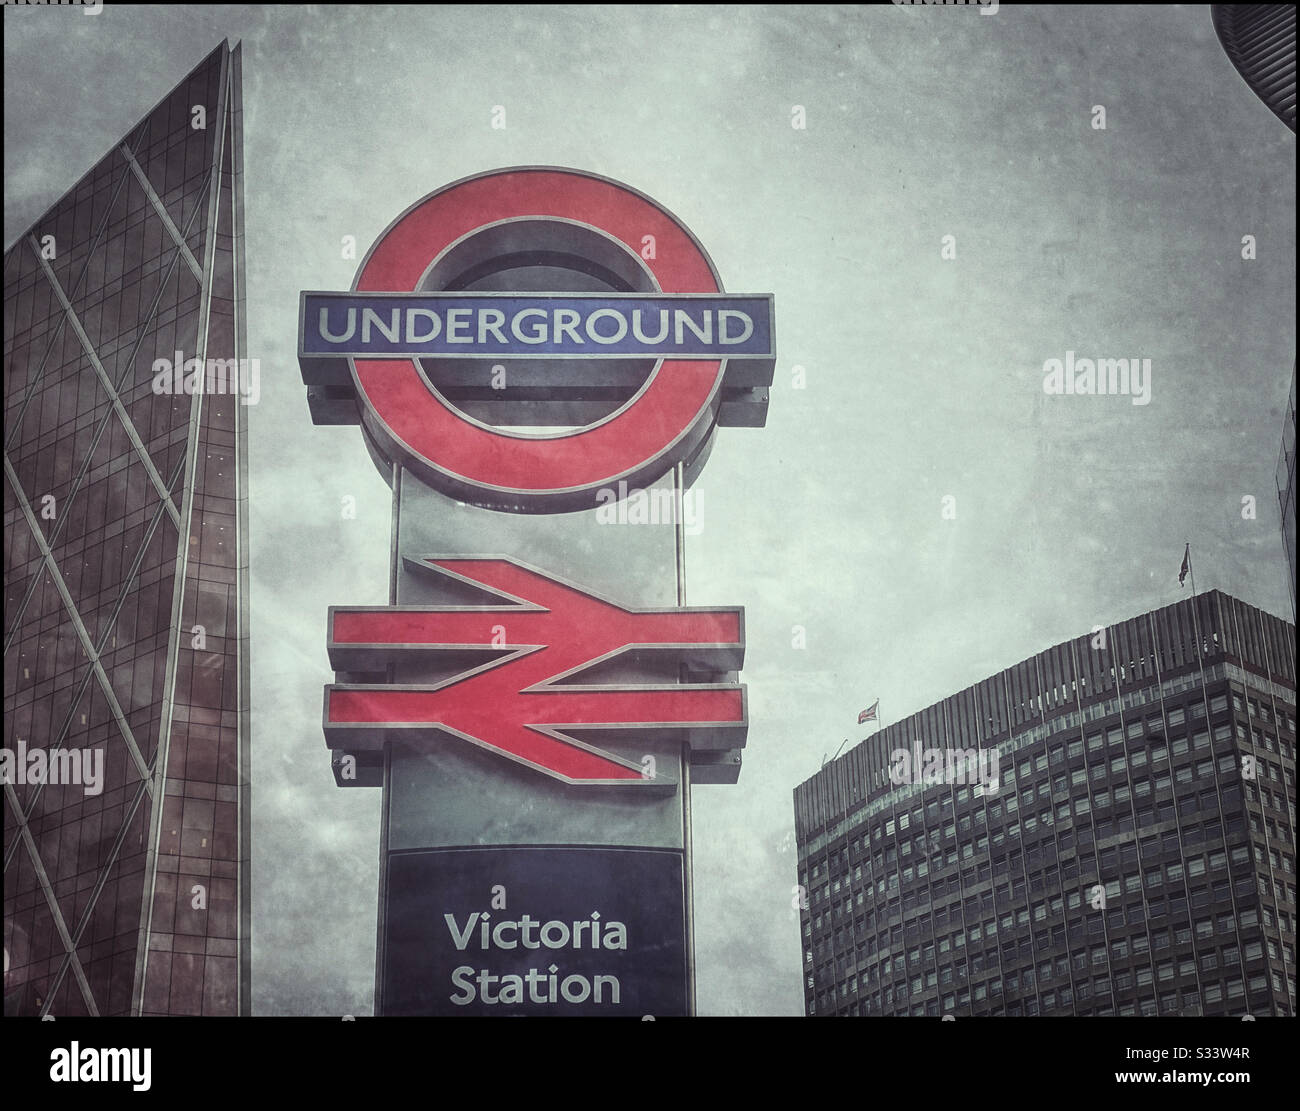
[324, 558, 746, 786]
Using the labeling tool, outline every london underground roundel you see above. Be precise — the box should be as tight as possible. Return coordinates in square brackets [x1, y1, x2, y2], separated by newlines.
[298, 167, 775, 513]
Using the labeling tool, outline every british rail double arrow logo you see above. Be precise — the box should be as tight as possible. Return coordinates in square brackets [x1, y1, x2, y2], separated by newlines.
[323, 557, 747, 787]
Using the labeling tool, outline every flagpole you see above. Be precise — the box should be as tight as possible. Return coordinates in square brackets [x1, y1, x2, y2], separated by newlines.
[861, 709, 884, 746]
[673, 461, 696, 1018]
[823, 737, 850, 767]
[1183, 542, 1217, 747]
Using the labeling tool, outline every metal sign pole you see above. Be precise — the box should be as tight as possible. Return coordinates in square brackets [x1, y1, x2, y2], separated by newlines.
[675, 460, 697, 1016]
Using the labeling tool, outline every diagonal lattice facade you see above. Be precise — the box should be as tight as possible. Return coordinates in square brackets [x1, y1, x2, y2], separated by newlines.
[3, 41, 249, 1016]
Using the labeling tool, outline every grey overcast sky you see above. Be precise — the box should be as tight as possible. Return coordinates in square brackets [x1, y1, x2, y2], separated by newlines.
[5, 3, 1295, 1016]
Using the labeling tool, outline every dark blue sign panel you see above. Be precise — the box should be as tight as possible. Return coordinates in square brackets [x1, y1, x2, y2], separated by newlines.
[382, 846, 688, 1016]
[300, 292, 774, 361]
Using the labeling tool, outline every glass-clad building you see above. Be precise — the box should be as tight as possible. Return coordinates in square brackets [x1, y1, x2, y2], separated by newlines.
[3, 42, 249, 1016]
[794, 591, 1295, 1017]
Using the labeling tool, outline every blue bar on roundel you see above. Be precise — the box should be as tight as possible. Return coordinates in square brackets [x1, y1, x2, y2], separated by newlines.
[299, 291, 774, 361]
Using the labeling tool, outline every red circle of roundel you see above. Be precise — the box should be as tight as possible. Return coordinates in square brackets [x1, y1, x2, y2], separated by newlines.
[349, 168, 725, 511]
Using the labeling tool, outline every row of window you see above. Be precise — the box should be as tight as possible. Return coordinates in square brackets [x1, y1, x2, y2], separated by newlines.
[840, 943, 1275, 998]
[806, 739, 1293, 919]
[799, 676, 1293, 856]
[814, 897, 1278, 974]
[808, 788, 1254, 913]
[812, 887, 1298, 976]
[809, 837, 1300, 945]
[811, 871, 1296, 959]
[818, 968, 1292, 1017]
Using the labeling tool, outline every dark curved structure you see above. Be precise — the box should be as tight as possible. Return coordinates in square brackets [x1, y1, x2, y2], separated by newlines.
[1212, 4, 1296, 132]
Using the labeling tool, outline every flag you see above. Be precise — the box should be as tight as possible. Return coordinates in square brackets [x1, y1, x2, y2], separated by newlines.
[1179, 543, 1190, 587]
[858, 699, 879, 725]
